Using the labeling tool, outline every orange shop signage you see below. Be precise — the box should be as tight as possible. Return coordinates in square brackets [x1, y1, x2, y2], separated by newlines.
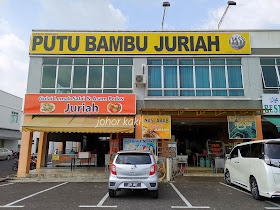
[24, 94, 136, 115]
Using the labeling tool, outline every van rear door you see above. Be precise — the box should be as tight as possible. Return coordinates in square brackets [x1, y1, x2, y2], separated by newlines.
[265, 143, 280, 187]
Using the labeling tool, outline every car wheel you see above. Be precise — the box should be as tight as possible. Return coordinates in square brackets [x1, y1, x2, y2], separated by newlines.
[250, 177, 263, 200]
[109, 189, 116, 198]
[151, 190, 158, 199]
[225, 170, 232, 185]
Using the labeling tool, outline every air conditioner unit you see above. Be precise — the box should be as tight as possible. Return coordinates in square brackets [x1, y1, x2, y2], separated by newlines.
[135, 74, 146, 85]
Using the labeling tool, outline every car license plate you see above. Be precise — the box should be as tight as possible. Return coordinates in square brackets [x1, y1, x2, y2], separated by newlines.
[124, 183, 141, 187]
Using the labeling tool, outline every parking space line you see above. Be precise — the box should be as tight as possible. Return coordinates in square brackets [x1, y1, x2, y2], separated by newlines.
[0, 182, 68, 208]
[0, 183, 14, 187]
[219, 182, 280, 209]
[219, 182, 251, 196]
[169, 183, 210, 209]
[79, 193, 117, 208]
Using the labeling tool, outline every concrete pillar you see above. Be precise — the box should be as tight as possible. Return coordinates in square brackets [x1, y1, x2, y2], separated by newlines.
[36, 132, 47, 169]
[17, 115, 33, 177]
[43, 140, 49, 167]
[255, 115, 263, 141]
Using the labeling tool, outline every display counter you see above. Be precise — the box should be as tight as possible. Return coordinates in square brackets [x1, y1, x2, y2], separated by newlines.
[52, 154, 97, 167]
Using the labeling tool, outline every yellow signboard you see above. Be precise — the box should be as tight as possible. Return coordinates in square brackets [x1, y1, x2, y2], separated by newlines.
[30, 32, 251, 54]
[142, 115, 171, 139]
[52, 155, 59, 160]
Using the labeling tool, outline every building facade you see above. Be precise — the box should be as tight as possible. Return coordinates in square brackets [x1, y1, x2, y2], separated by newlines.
[17, 30, 280, 177]
[0, 90, 22, 151]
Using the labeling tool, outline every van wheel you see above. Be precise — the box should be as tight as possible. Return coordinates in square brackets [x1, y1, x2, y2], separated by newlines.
[152, 190, 158, 199]
[250, 177, 263, 200]
[225, 170, 232, 185]
[109, 189, 116, 198]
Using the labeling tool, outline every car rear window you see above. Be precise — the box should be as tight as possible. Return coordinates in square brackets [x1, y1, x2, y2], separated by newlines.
[265, 143, 280, 159]
[115, 153, 151, 165]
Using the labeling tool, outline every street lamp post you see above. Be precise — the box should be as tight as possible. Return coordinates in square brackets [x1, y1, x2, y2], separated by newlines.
[162, 1, 170, 30]
[218, 1, 236, 30]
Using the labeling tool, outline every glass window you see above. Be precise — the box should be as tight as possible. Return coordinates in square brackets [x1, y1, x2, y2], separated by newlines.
[148, 66, 161, 88]
[59, 58, 73, 65]
[103, 89, 117, 93]
[89, 59, 103, 65]
[180, 90, 195, 96]
[179, 59, 193, 65]
[195, 59, 209, 65]
[260, 59, 275, 65]
[43, 58, 57, 65]
[164, 66, 177, 88]
[227, 58, 241, 65]
[163, 59, 177, 65]
[196, 90, 211, 96]
[119, 59, 133, 65]
[42, 66, 56, 88]
[88, 90, 102, 93]
[229, 90, 244, 96]
[264, 143, 280, 159]
[40, 89, 55, 93]
[210, 59, 225, 65]
[74, 58, 88, 65]
[115, 153, 151, 165]
[230, 147, 239, 158]
[119, 90, 133, 93]
[148, 90, 162, 96]
[88, 66, 102, 88]
[147, 59, 162, 65]
[180, 66, 193, 88]
[57, 89, 71, 93]
[104, 66, 117, 88]
[195, 66, 210, 88]
[240, 145, 250, 157]
[164, 90, 178, 96]
[57, 66, 72, 88]
[10, 112, 18, 123]
[251, 143, 263, 158]
[261, 66, 279, 88]
[212, 66, 226, 88]
[72, 90, 86, 93]
[104, 59, 118, 65]
[277, 59, 280, 66]
[212, 90, 227, 96]
[119, 66, 132, 88]
[73, 66, 87, 88]
[228, 66, 243, 88]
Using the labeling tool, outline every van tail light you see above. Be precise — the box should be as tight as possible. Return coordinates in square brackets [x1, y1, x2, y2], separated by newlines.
[111, 164, 117, 175]
[150, 164, 156, 176]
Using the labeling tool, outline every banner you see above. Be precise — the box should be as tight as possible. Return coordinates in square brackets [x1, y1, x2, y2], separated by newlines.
[228, 116, 257, 139]
[262, 94, 280, 115]
[142, 116, 171, 139]
[24, 94, 136, 115]
[30, 32, 251, 54]
[123, 139, 156, 154]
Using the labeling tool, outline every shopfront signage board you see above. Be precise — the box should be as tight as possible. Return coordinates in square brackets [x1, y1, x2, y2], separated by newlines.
[262, 94, 280, 115]
[227, 116, 257, 139]
[142, 115, 171, 139]
[24, 94, 136, 115]
[30, 32, 251, 54]
[123, 139, 156, 155]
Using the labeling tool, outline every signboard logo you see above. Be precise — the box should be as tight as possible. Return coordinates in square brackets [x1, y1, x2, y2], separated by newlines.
[229, 34, 246, 50]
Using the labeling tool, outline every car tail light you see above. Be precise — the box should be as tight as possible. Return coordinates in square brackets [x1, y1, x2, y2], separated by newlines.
[111, 164, 117, 175]
[150, 164, 156, 175]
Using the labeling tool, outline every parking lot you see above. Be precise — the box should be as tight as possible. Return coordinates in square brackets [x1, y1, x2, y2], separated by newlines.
[0, 177, 279, 210]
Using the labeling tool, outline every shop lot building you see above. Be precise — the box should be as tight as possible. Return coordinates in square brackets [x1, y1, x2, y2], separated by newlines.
[17, 30, 280, 177]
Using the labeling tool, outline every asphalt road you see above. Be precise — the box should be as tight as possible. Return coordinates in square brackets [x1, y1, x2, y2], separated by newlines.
[0, 159, 16, 178]
[0, 177, 280, 209]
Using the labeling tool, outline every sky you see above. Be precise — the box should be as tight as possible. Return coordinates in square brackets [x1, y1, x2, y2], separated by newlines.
[0, 0, 280, 99]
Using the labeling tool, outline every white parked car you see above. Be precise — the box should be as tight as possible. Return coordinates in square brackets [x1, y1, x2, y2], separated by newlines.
[0, 148, 13, 160]
[224, 139, 280, 200]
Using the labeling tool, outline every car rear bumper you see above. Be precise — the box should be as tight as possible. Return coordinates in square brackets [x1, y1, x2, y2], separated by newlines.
[108, 174, 158, 191]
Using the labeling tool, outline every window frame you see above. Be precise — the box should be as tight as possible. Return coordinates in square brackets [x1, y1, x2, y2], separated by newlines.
[147, 58, 244, 97]
[40, 58, 134, 94]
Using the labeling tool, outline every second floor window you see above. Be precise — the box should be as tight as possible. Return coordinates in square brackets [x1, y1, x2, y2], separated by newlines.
[260, 58, 280, 88]
[147, 58, 244, 97]
[10, 112, 18, 123]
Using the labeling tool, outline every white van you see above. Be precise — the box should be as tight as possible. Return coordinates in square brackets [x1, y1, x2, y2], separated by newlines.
[224, 139, 280, 200]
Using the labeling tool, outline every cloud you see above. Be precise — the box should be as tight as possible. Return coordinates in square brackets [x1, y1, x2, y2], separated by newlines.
[39, 0, 127, 30]
[201, 0, 280, 30]
[0, 20, 29, 98]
